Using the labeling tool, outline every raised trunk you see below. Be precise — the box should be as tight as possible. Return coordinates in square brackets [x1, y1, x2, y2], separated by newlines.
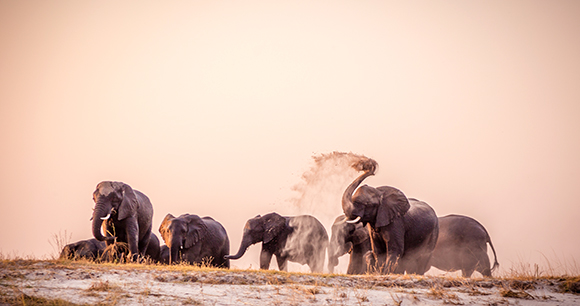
[92, 203, 111, 242]
[342, 170, 375, 219]
[225, 236, 253, 260]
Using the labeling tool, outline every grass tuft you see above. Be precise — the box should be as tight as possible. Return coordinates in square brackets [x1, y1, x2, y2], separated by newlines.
[86, 280, 120, 292]
[559, 277, 580, 294]
[499, 287, 535, 299]
[1, 291, 85, 306]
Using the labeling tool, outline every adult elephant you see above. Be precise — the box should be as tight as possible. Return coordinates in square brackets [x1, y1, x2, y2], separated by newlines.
[342, 159, 438, 274]
[327, 215, 374, 274]
[225, 212, 328, 273]
[60, 238, 106, 260]
[91, 181, 154, 261]
[159, 213, 230, 268]
[430, 214, 499, 277]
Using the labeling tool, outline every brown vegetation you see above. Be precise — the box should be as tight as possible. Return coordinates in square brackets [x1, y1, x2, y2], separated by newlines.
[1, 258, 580, 305]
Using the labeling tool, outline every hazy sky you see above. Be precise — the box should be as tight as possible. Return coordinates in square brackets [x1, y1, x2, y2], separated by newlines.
[1, 1, 579, 274]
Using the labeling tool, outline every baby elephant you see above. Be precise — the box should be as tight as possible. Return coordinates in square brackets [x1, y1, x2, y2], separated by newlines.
[60, 238, 106, 260]
[225, 212, 328, 273]
[328, 215, 374, 274]
[429, 214, 499, 277]
[159, 213, 230, 268]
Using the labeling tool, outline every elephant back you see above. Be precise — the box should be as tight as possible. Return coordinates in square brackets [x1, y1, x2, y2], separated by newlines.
[288, 215, 328, 241]
[402, 199, 439, 252]
[284, 215, 328, 260]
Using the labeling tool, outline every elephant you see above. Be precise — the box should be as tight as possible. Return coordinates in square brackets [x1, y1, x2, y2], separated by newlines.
[159, 245, 169, 264]
[60, 238, 106, 260]
[327, 215, 374, 274]
[91, 181, 154, 261]
[100, 233, 161, 263]
[225, 212, 328, 273]
[159, 213, 230, 268]
[429, 214, 499, 277]
[145, 232, 161, 263]
[341, 159, 439, 274]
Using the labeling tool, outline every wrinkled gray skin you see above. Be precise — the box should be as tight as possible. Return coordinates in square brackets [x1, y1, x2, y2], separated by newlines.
[328, 215, 374, 274]
[429, 214, 499, 277]
[159, 245, 169, 264]
[342, 159, 438, 274]
[225, 213, 328, 273]
[159, 213, 230, 268]
[60, 239, 106, 260]
[91, 181, 154, 261]
[144, 232, 161, 262]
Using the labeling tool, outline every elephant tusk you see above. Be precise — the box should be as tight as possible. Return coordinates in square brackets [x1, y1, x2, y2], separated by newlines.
[100, 213, 111, 220]
[346, 216, 361, 224]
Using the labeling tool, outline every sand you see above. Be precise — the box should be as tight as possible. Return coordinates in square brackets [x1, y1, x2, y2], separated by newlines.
[1, 260, 579, 305]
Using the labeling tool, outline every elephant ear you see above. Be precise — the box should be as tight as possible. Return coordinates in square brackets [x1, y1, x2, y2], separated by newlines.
[118, 183, 138, 220]
[351, 224, 370, 245]
[375, 186, 410, 228]
[263, 213, 286, 244]
[159, 213, 175, 244]
[184, 214, 209, 249]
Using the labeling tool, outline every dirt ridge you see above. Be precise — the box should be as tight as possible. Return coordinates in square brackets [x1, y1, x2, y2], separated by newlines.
[2, 260, 579, 305]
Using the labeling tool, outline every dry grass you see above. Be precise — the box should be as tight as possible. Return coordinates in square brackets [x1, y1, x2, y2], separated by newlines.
[86, 280, 121, 292]
[3, 254, 580, 306]
[504, 252, 580, 280]
[0, 292, 84, 306]
[48, 230, 72, 260]
[425, 283, 462, 305]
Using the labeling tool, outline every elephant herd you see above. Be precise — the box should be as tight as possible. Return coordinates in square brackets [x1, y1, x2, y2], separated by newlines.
[62, 164, 499, 277]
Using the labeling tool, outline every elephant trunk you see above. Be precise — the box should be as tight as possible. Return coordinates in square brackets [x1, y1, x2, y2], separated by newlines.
[327, 254, 339, 273]
[225, 235, 253, 260]
[328, 239, 351, 269]
[92, 202, 111, 242]
[342, 165, 376, 220]
[168, 235, 181, 264]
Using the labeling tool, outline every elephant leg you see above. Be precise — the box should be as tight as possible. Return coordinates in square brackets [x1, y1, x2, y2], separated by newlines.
[276, 255, 288, 272]
[410, 253, 434, 275]
[462, 266, 476, 278]
[260, 249, 274, 270]
[364, 251, 378, 274]
[347, 254, 362, 274]
[475, 252, 492, 277]
[309, 250, 325, 273]
[380, 229, 404, 274]
[125, 221, 139, 261]
[138, 228, 152, 256]
[384, 248, 404, 274]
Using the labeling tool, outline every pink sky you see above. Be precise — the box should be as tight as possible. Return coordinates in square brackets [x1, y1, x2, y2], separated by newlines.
[1, 1, 579, 274]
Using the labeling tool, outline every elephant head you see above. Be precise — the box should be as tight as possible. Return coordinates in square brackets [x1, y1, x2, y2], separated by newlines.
[159, 213, 209, 264]
[341, 159, 410, 228]
[91, 181, 138, 242]
[327, 215, 371, 273]
[225, 212, 286, 260]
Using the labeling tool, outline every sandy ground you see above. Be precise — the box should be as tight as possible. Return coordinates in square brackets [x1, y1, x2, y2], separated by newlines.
[1, 260, 579, 305]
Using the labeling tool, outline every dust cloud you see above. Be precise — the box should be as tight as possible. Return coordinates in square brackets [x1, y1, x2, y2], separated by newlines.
[279, 152, 373, 272]
[290, 151, 373, 228]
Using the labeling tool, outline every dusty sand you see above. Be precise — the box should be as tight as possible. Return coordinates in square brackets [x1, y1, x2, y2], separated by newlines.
[1, 260, 579, 305]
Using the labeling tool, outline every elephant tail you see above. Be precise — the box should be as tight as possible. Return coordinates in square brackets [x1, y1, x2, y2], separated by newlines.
[487, 233, 499, 273]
